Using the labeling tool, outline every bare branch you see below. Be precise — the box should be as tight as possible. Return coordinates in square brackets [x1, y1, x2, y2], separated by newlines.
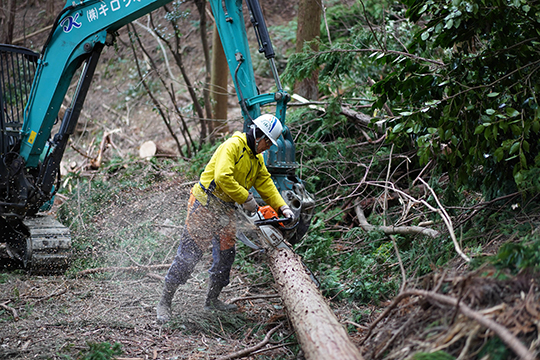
[362, 289, 537, 360]
[77, 264, 171, 276]
[417, 178, 470, 262]
[0, 301, 19, 321]
[313, 47, 445, 66]
[354, 198, 440, 238]
[230, 294, 281, 304]
[216, 324, 282, 360]
[365, 180, 470, 262]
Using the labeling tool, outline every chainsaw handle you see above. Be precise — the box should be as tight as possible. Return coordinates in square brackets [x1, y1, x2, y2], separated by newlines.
[254, 217, 292, 227]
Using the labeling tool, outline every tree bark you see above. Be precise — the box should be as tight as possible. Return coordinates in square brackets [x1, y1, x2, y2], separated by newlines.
[1, 0, 16, 44]
[294, 0, 322, 100]
[267, 247, 364, 360]
[46, 0, 55, 21]
[194, 0, 215, 141]
[210, 24, 229, 134]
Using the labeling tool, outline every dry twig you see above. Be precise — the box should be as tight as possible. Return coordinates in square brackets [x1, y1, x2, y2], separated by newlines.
[230, 294, 281, 304]
[365, 179, 469, 261]
[33, 287, 67, 304]
[216, 324, 282, 360]
[362, 289, 536, 360]
[0, 301, 19, 321]
[354, 199, 440, 238]
[77, 264, 171, 276]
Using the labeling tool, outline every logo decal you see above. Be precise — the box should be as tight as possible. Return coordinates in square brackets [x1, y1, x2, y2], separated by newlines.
[61, 13, 82, 33]
[28, 131, 37, 144]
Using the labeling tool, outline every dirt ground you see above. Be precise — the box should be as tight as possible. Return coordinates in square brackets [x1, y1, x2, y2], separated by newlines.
[1, 178, 540, 360]
[0, 177, 369, 360]
[0, 178, 306, 359]
[1, 1, 311, 358]
[0, 267, 299, 359]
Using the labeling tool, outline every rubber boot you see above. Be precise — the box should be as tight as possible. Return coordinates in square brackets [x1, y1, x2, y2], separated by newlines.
[204, 280, 238, 311]
[156, 281, 179, 324]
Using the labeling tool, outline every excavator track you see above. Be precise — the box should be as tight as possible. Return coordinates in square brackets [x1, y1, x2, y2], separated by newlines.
[22, 215, 72, 274]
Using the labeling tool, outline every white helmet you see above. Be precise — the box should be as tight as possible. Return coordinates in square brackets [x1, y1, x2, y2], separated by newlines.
[252, 114, 282, 146]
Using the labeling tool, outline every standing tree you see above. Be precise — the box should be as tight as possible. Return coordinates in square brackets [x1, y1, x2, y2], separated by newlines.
[210, 24, 229, 135]
[294, 0, 322, 100]
[0, 0, 16, 44]
[194, 0, 216, 142]
[46, 0, 55, 21]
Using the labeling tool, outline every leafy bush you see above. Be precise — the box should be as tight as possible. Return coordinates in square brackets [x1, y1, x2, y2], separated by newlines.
[373, 0, 540, 198]
[492, 235, 540, 274]
[412, 351, 455, 360]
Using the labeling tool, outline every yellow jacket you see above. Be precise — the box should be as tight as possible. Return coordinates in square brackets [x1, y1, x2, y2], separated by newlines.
[192, 132, 287, 212]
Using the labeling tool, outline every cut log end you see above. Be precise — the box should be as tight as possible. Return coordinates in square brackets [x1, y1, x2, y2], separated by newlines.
[139, 140, 157, 159]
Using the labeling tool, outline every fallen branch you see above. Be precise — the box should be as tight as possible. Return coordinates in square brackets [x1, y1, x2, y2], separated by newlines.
[344, 320, 368, 330]
[340, 106, 384, 133]
[216, 324, 282, 360]
[354, 199, 440, 238]
[230, 293, 281, 304]
[77, 264, 171, 276]
[33, 288, 67, 304]
[365, 180, 470, 262]
[13, 25, 53, 44]
[0, 301, 19, 321]
[417, 178, 470, 262]
[251, 342, 297, 355]
[145, 272, 165, 282]
[362, 289, 536, 360]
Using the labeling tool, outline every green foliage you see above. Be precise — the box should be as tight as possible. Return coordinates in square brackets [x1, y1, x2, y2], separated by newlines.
[491, 235, 540, 273]
[0, 272, 12, 284]
[373, 0, 540, 198]
[283, 0, 415, 100]
[297, 214, 401, 303]
[286, 106, 383, 197]
[478, 336, 509, 360]
[412, 351, 455, 360]
[78, 342, 123, 360]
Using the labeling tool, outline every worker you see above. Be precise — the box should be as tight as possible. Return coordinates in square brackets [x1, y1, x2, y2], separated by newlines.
[156, 114, 294, 324]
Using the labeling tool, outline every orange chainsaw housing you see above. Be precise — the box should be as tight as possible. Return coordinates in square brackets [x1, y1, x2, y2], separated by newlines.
[258, 205, 278, 219]
[258, 205, 287, 227]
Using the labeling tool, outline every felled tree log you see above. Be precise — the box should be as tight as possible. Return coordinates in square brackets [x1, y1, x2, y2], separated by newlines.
[139, 140, 176, 159]
[267, 247, 364, 360]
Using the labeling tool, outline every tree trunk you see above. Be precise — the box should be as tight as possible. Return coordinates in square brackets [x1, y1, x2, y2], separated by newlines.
[46, 0, 55, 21]
[1, 0, 17, 44]
[210, 24, 229, 134]
[294, 0, 321, 100]
[267, 247, 364, 360]
[194, 0, 215, 142]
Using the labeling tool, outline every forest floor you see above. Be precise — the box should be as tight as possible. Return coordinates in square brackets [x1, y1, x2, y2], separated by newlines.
[1, 177, 539, 359]
[1, 0, 539, 359]
[0, 177, 368, 360]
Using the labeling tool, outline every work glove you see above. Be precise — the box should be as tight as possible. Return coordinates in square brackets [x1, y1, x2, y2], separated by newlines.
[280, 205, 294, 219]
[243, 193, 258, 213]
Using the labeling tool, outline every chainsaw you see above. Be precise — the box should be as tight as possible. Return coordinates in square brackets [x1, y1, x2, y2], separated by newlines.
[236, 205, 320, 287]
